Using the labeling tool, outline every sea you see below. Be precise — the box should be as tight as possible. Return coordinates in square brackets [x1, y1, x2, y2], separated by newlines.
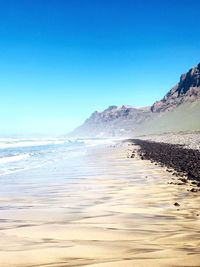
[0, 137, 116, 176]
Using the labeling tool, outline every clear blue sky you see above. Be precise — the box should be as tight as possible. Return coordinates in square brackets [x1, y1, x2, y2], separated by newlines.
[0, 0, 199, 135]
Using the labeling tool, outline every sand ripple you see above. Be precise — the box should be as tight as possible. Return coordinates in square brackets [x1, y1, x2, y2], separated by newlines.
[0, 144, 200, 266]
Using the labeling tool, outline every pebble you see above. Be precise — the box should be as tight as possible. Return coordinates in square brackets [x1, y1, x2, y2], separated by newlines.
[135, 132, 200, 151]
[132, 139, 200, 183]
[174, 202, 180, 207]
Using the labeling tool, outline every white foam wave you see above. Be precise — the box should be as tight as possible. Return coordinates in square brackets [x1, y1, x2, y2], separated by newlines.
[78, 138, 120, 147]
[0, 153, 30, 164]
[0, 138, 69, 149]
[0, 137, 119, 177]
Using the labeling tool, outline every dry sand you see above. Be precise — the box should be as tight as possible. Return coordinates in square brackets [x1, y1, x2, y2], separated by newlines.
[0, 142, 200, 267]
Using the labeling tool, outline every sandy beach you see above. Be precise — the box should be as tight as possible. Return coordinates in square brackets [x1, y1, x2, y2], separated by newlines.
[0, 142, 200, 267]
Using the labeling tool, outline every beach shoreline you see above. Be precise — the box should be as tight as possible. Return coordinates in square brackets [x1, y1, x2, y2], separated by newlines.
[127, 138, 200, 187]
[0, 141, 200, 266]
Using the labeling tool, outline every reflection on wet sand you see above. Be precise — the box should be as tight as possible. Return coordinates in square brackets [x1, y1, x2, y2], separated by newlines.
[0, 143, 200, 267]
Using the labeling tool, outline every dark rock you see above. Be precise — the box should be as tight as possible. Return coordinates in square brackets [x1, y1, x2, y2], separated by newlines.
[132, 139, 200, 184]
[190, 188, 199, 192]
[174, 202, 180, 207]
[166, 169, 173, 173]
[179, 178, 188, 183]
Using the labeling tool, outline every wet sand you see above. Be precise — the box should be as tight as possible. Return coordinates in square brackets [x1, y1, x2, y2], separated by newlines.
[0, 143, 200, 267]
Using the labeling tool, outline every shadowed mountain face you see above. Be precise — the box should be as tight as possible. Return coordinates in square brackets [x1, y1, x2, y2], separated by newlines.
[151, 63, 200, 112]
[70, 63, 200, 137]
[70, 105, 152, 137]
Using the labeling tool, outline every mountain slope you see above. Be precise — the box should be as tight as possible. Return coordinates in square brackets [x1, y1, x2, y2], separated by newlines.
[70, 105, 151, 137]
[135, 101, 200, 135]
[136, 62, 200, 135]
[69, 62, 200, 137]
[151, 63, 200, 112]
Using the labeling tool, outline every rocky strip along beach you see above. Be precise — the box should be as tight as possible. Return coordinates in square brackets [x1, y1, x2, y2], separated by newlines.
[128, 134, 200, 192]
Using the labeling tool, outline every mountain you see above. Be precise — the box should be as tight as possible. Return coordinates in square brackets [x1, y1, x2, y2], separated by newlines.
[151, 63, 200, 112]
[135, 62, 200, 135]
[134, 101, 200, 135]
[70, 105, 152, 137]
[69, 62, 200, 137]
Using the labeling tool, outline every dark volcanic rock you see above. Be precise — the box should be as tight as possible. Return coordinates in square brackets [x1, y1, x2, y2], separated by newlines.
[179, 178, 188, 183]
[190, 188, 199, 192]
[131, 139, 200, 183]
[174, 202, 180, 207]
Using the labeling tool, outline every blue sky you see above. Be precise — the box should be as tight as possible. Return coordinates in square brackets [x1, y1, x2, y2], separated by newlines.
[0, 0, 199, 135]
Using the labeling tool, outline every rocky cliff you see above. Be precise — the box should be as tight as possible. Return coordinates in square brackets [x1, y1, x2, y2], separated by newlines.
[151, 63, 200, 112]
[70, 105, 151, 137]
[69, 62, 200, 137]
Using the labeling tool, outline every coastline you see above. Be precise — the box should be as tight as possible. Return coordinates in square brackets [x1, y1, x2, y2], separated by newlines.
[0, 141, 200, 266]
[129, 139, 200, 186]
[133, 131, 200, 150]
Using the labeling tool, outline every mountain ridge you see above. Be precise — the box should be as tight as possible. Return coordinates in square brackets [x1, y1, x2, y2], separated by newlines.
[70, 62, 200, 137]
[71, 105, 152, 137]
[151, 63, 200, 112]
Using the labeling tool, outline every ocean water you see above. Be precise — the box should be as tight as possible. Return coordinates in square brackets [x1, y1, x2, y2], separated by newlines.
[0, 137, 116, 176]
